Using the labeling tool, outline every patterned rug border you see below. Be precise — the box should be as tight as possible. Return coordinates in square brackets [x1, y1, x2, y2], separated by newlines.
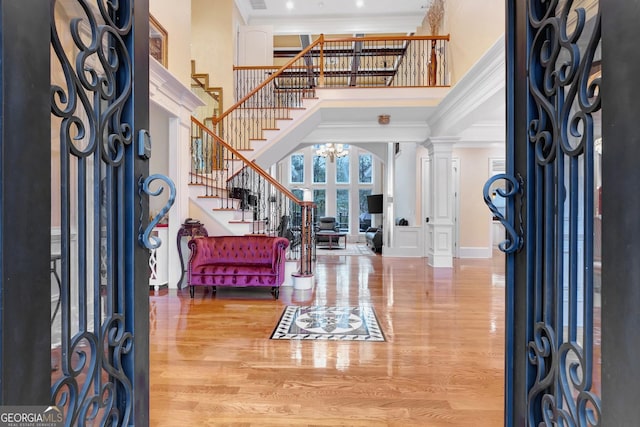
[270, 305, 386, 341]
[315, 243, 376, 256]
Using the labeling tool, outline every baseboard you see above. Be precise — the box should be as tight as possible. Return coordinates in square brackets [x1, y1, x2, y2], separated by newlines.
[458, 246, 493, 259]
[382, 247, 423, 257]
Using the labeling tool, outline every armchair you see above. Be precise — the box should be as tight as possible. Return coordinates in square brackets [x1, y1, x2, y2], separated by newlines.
[365, 227, 383, 253]
[315, 216, 339, 245]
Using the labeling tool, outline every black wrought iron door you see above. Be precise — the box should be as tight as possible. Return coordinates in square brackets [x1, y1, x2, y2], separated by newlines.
[494, 0, 640, 425]
[48, 0, 157, 424]
[489, 0, 606, 425]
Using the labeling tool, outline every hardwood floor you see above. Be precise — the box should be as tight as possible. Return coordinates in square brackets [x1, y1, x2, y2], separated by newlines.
[149, 253, 506, 426]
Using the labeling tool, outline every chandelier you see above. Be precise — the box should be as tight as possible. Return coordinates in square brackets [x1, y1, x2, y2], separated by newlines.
[315, 143, 348, 162]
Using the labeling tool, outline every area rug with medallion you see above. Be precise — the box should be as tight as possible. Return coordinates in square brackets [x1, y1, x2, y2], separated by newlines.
[270, 305, 385, 341]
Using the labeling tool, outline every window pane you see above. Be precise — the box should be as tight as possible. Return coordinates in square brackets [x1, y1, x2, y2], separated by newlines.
[290, 154, 304, 183]
[291, 188, 303, 200]
[314, 189, 326, 217]
[289, 189, 304, 227]
[336, 155, 350, 183]
[359, 154, 373, 183]
[359, 189, 372, 231]
[313, 155, 326, 183]
[336, 189, 349, 232]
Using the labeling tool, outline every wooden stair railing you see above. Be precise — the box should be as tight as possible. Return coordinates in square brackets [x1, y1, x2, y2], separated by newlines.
[191, 60, 223, 132]
[190, 117, 314, 275]
[216, 35, 327, 151]
[225, 34, 450, 150]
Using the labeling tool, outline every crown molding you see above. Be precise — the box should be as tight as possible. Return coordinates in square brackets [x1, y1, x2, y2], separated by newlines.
[149, 57, 204, 115]
[248, 15, 423, 35]
[429, 35, 506, 137]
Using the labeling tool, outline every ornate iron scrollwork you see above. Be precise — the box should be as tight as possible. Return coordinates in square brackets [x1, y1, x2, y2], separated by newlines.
[50, 0, 136, 424]
[483, 173, 524, 254]
[139, 174, 176, 250]
[525, 0, 602, 425]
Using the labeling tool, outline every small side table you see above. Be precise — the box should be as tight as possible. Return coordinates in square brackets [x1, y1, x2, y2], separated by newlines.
[176, 220, 208, 289]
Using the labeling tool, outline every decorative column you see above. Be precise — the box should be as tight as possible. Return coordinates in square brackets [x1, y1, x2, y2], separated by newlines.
[425, 137, 457, 268]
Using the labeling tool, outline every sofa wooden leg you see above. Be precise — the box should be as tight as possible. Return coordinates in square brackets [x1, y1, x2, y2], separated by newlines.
[211, 286, 216, 295]
[189, 285, 194, 298]
[271, 287, 279, 300]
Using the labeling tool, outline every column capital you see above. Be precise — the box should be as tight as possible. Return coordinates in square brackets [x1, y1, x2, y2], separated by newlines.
[424, 136, 460, 154]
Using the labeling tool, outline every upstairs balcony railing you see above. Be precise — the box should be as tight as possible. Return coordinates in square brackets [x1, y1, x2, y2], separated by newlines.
[216, 34, 449, 151]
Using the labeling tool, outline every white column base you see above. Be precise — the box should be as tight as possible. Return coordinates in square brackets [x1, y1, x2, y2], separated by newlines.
[428, 254, 453, 268]
[292, 273, 313, 290]
[280, 260, 298, 287]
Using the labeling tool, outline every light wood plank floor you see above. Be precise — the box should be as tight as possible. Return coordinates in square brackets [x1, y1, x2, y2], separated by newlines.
[149, 253, 506, 426]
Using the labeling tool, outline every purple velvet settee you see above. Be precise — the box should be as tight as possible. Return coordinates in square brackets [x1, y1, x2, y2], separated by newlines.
[187, 235, 289, 299]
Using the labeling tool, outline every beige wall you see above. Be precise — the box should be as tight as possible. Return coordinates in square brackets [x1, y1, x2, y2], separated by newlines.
[442, 0, 505, 85]
[454, 146, 505, 249]
[150, 0, 192, 86]
[191, 0, 244, 110]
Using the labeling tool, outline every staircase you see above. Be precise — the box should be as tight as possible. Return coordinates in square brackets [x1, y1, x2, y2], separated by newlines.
[187, 34, 451, 276]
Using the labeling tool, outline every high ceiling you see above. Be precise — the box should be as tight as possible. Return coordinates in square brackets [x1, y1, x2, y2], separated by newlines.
[234, 0, 430, 35]
[230, 0, 505, 152]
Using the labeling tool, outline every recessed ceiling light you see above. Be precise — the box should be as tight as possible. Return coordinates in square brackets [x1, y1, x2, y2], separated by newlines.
[286, 1, 294, 9]
[356, 0, 365, 7]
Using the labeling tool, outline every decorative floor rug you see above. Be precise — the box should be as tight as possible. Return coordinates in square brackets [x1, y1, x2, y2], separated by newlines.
[316, 243, 376, 256]
[271, 305, 385, 341]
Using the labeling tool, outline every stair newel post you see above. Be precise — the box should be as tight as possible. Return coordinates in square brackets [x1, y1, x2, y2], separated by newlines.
[297, 202, 315, 276]
[428, 39, 438, 86]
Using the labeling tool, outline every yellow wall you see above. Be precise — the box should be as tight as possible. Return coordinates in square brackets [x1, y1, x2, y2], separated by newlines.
[442, 0, 505, 85]
[191, 0, 243, 110]
[454, 146, 505, 249]
[150, 0, 192, 86]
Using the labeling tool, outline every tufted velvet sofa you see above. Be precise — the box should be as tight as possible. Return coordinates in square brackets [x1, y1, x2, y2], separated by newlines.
[187, 235, 289, 299]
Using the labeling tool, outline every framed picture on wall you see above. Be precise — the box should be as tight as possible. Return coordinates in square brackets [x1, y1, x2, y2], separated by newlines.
[149, 15, 168, 67]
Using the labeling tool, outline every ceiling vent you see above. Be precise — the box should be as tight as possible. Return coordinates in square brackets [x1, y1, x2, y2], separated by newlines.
[250, 0, 267, 9]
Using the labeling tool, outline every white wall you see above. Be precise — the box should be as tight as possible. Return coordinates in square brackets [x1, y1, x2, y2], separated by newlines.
[442, 0, 505, 85]
[394, 142, 419, 226]
[453, 145, 505, 258]
[191, 0, 244, 110]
